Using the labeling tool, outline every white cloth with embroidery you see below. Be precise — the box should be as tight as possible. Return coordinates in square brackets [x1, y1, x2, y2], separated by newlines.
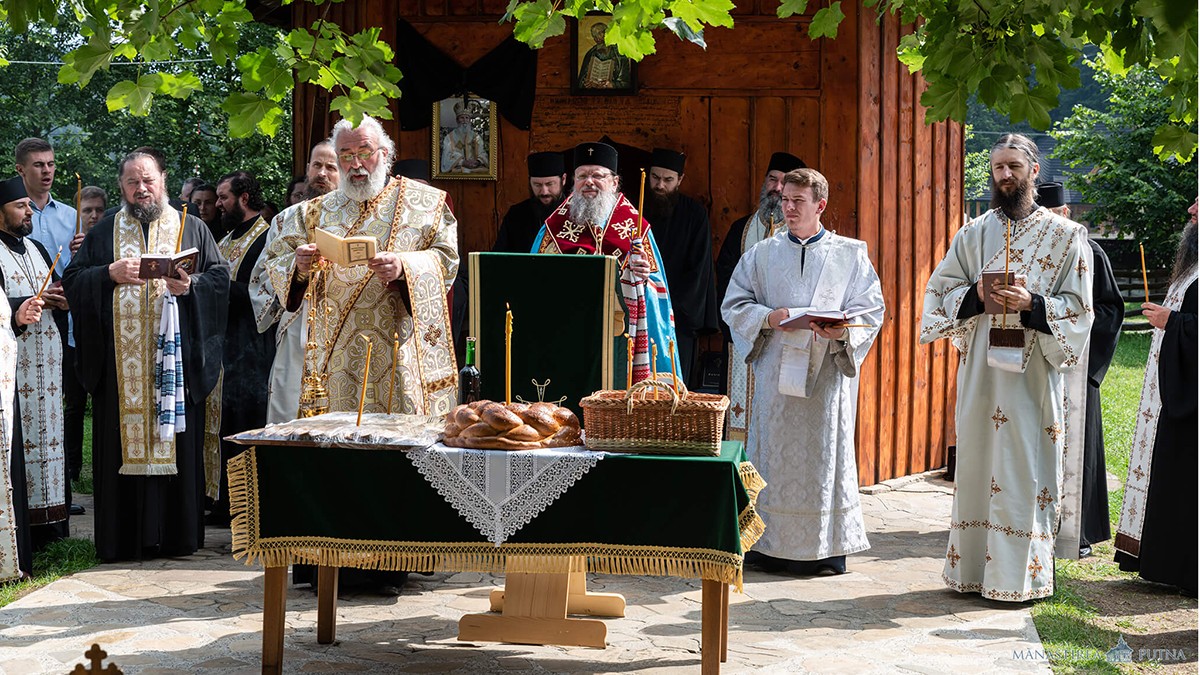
[408, 443, 604, 546]
[919, 207, 1093, 602]
[721, 229, 884, 561]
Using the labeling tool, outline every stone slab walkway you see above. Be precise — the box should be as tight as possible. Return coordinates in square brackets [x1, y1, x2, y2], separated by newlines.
[0, 473, 1048, 674]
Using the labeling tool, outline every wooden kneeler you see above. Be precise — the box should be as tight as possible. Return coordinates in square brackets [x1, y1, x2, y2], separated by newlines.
[458, 555, 625, 648]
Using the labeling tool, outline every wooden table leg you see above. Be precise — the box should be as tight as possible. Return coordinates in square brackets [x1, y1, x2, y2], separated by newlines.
[262, 566, 287, 675]
[317, 565, 339, 644]
[720, 582, 729, 663]
[701, 579, 724, 675]
[489, 566, 626, 617]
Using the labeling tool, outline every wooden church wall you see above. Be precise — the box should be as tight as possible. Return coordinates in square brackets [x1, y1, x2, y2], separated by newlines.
[290, 0, 963, 486]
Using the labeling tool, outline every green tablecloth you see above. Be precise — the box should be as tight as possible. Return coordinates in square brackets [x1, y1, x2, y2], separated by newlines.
[230, 441, 764, 589]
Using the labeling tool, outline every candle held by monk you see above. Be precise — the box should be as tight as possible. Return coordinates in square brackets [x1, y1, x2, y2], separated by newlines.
[388, 332, 399, 414]
[1140, 243, 1150, 303]
[175, 204, 188, 254]
[636, 168, 646, 239]
[35, 246, 63, 298]
[74, 173, 82, 235]
[357, 335, 372, 425]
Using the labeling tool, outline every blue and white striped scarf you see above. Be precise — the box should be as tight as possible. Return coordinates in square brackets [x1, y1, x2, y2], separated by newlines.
[155, 295, 186, 437]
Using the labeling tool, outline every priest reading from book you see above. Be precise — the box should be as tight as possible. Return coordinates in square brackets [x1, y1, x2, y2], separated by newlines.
[62, 149, 230, 563]
[722, 167, 883, 576]
[262, 115, 459, 417]
[531, 141, 681, 384]
[919, 133, 1093, 601]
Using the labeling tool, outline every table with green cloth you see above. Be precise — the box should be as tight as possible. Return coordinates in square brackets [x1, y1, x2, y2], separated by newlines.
[229, 439, 764, 674]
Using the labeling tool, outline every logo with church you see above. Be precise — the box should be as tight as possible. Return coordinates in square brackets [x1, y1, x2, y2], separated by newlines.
[1105, 635, 1133, 663]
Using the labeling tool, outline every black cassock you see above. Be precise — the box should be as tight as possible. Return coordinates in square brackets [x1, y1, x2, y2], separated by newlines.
[648, 193, 718, 386]
[63, 213, 229, 562]
[212, 219, 275, 522]
[1116, 279, 1197, 593]
[493, 197, 555, 254]
[1080, 240, 1124, 547]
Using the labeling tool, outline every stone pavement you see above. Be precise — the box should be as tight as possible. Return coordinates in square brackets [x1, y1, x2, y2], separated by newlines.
[0, 472, 1049, 674]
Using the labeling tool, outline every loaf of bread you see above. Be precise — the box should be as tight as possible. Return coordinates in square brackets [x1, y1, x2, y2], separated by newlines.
[442, 400, 582, 450]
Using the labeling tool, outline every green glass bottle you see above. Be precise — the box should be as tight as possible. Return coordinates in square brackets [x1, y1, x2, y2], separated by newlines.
[459, 337, 481, 404]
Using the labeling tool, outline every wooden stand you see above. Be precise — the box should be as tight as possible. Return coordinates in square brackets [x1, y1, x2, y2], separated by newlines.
[459, 556, 620, 648]
[259, 561, 730, 674]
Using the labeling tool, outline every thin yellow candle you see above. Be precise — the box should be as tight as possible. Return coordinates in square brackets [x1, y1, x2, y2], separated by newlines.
[1002, 218, 1011, 328]
[650, 338, 658, 400]
[356, 334, 372, 426]
[1140, 243, 1150, 303]
[636, 168, 646, 238]
[505, 303, 513, 405]
[74, 173, 82, 235]
[625, 333, 633, 393]
[35, 246, 63, 298]
[388, 331, 399, 414]
[668, 339, 679, 394]
[175, 204, 188, 254]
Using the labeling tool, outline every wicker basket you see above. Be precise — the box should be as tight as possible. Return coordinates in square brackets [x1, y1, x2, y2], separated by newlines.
[580, 377, 729, 456]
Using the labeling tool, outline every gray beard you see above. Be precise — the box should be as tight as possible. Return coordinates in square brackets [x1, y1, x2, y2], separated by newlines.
[340, 162, 390, 203]
[568, 190, 618, 227]
[755, 182, 783, 225]
[124, 197, 168, 225]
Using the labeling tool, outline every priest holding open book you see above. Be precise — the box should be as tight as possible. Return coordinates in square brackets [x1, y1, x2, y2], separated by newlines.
[62, 149, 230, 562]
[722, 168, 884, 576]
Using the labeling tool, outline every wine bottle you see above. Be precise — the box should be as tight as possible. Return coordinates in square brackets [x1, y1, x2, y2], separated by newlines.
[459, 337, 481, 404]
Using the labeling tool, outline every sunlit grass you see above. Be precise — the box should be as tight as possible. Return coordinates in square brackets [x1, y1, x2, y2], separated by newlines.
[0, 538, 98, 609]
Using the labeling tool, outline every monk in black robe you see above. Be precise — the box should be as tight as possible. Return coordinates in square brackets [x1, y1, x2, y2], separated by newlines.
[209, 171, 275, 524]
[1115, 202, 1197, 594]
[643, 148, 717, 386]
[63, 150, 228, 562]
[494, 152, 566, 254]
[1037, 184, 1125, 555]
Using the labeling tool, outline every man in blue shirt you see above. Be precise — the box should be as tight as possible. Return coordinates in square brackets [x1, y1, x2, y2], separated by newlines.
[15, 138, 83, 513]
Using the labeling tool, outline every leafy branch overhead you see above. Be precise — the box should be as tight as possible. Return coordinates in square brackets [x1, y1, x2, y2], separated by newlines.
[2, 0, 1195, 160]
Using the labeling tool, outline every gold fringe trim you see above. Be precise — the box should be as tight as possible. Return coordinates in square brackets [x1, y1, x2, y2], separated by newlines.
[228, 448, 767, 592]
[118, 463, 179, 476]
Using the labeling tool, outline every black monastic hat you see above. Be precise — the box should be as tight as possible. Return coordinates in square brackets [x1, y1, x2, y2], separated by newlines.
[394, 159, 431, 183]
[574, 142, 619, 173]
[768, 152, 806, 174]
[1036, 181, 1065, 208]
[527, 152, 565, 178]
[0, 176, 28, 205]
[650, 148, 686, 175]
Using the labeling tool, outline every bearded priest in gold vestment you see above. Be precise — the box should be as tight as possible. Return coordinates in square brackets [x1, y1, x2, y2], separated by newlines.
[263, 115, 459, 417]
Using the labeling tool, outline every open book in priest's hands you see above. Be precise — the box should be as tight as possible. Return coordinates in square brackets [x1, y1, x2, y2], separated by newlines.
[779, 304, 882, 329]
[138, 248, 199, 279]
[314, 228, 377, 267]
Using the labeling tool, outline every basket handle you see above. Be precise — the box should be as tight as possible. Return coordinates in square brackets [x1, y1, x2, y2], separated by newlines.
[627, 378, 682, 415]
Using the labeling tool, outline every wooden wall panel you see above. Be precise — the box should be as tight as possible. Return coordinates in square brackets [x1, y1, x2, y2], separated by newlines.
[854, 0, 882, 486]
[289, 0, 965, 486]
[709, 97, 752, 255]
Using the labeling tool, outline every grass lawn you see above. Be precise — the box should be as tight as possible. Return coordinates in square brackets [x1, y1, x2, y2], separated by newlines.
[1031, 331, 1196, 673]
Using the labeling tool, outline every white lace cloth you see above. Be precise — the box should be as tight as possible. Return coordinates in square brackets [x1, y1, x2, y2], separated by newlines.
[408, 443, 605, 546]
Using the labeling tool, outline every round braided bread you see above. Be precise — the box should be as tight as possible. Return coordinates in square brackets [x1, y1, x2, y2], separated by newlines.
[442, 400, 582, 450]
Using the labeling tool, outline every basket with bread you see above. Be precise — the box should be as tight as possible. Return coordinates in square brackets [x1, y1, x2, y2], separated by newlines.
[580, 377, 729, 456]
[442, 400, 582, 450]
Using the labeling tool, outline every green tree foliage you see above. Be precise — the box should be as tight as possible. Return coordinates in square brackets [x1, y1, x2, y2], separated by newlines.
[0, 15, 294, 207]
[1, 0, 1194, 163]
[962, 125, 991, 201]
[1051, 59, 1198, 266]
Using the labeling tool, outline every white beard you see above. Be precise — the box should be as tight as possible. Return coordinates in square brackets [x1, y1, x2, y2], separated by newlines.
[568, 189, 618, 226]
[340, 162, 390, 203]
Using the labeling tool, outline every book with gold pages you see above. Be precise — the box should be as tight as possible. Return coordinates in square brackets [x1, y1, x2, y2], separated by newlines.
[139, 247, 199, 279]
[780, 304, 882, 329]
[314, 227, 377, 266]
